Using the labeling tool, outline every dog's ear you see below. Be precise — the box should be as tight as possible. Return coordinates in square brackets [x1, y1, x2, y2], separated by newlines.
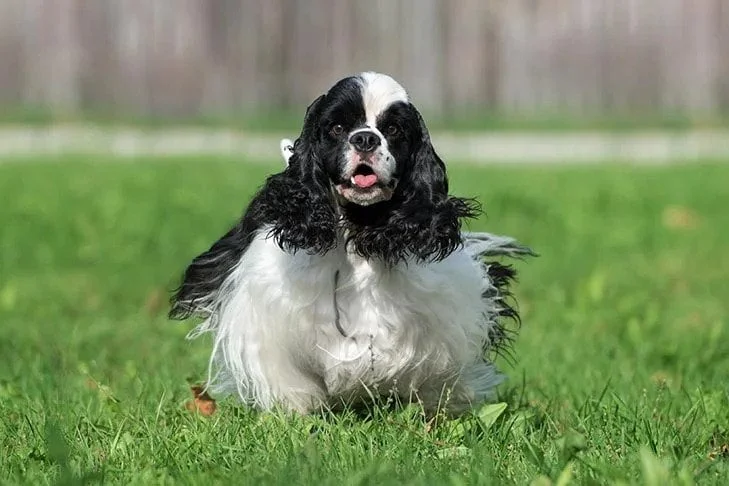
[343, 106, 478, 265]
[402, 106, 479, 260]
[251, 94, 339, 255]
[408, 107, 451, 199]
[381, 106, 479, 263]
[289, 94, 326, 161]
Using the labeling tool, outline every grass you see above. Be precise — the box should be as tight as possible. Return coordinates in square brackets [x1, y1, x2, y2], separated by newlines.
[1, 156, 728, 485]
[2, 105, 729, 133]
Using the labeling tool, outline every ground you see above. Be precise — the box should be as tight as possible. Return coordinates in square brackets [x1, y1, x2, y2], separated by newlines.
[1, 157, 728, 485]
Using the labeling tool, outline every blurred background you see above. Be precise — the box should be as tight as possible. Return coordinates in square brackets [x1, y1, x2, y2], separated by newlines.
[4, 3, 729, 484]
[1, 0, 728, 129]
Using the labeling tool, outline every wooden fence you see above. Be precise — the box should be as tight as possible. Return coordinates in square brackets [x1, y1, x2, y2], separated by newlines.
[0, 0, 727, 118]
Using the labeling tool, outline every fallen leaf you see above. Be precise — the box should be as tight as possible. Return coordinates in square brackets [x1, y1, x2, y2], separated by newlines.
[662, 205, 700, 230]
[185, 385, 216, 416]
[477, 402, 508, 430]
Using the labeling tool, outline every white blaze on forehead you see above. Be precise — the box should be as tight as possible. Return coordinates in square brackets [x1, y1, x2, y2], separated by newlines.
[358, 72, 409, 127]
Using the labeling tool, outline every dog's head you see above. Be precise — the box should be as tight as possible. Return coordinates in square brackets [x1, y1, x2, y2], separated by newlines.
[302, 72, 414, 206]
[263, 72, 479, 264]
[292, 72, 444, 206]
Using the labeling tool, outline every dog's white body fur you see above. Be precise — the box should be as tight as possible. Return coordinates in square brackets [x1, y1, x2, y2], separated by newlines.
[190, 226, 509, 413]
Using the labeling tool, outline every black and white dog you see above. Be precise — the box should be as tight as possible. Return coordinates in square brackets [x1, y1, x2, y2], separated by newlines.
[170, 72, 532, 414]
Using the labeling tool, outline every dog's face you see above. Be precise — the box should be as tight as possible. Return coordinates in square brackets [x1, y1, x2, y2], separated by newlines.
[299, 72, 423, 207]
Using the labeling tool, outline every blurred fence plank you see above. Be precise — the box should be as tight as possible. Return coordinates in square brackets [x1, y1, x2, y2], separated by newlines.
[1, 0, 728, 118]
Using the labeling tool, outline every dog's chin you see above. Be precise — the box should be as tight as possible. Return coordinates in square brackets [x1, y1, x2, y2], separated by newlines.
[334, 182, 395, 207]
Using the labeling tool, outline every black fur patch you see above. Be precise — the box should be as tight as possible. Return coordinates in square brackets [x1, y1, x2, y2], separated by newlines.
[482, 261, 521, 360]
[341, 196, 481, 265]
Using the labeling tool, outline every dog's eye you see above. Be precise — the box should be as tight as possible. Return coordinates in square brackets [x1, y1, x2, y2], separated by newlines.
[386, 125, 400, 137]
[330, 124, 344, 137]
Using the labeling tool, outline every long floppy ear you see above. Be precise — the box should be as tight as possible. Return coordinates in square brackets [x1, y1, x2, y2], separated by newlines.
[408, 107, 455, 199]
[397, 107, 480, 260]
[248, 94, 338, 254]
[344, 106, 479, 265]
[289, 94, 326, 161]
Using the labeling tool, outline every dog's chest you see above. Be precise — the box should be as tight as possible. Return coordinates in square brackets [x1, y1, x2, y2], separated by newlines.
[289, 251, 424, 349]
[269, 245, 485, 394]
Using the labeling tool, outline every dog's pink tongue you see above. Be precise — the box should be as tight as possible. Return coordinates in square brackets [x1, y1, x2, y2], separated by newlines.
[353, 174, 378, 188]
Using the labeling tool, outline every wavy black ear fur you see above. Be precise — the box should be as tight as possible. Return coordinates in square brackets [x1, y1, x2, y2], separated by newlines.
[265, 93, 338, 253]
[343, 107, 480, 265]
[169, 94, 338, 319]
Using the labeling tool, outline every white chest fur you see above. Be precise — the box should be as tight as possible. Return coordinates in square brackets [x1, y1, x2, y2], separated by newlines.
[193, 228, 504, 413]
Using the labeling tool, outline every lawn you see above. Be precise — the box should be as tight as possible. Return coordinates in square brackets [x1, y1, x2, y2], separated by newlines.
[1, 157, 728, 485]
[4, 105, 729, 133]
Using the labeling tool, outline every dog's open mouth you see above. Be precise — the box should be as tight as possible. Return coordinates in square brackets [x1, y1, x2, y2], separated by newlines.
[350, 164, 378, 189]
[335, 164, 397, 206]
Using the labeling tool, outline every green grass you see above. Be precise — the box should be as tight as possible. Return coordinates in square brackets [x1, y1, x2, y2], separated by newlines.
[1, 157, 728, 485]
[3, 105, 729, 133]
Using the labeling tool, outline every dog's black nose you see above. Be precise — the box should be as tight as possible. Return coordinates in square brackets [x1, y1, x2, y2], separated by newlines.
[349, 131, 381, 153]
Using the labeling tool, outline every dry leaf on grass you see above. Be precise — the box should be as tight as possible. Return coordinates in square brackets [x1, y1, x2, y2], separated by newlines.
[185, 384, 217, 416]
[662, 205, 700, 230]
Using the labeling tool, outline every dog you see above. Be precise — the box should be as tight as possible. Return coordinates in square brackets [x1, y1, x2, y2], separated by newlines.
[170, 72, 532, 414]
